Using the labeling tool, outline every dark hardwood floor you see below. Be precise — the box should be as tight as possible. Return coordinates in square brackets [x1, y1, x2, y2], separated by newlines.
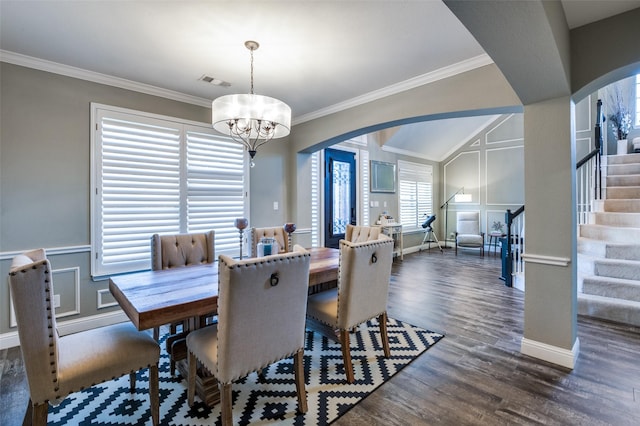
[2, 248, 640, 425]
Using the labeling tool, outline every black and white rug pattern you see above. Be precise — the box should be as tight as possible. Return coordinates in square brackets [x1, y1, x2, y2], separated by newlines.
[47, 318, 443, 425]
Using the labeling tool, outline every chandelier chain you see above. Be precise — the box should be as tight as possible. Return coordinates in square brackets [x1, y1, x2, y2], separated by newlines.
[249, 46, 255, 95]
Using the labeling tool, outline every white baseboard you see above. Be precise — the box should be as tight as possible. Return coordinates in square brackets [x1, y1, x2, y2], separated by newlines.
[521, 336, 580, 369]
[0, 310, 128, 350]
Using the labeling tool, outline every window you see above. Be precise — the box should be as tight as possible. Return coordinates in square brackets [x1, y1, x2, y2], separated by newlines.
[398, 160, 433, 231]
[91, 104, 247, 278]
[310, 151, 321, 247]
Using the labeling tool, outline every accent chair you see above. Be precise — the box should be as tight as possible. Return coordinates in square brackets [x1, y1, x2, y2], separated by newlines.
[150, 230, 216, 375]
[185, 246, 311, 425]
[345, 224, 381, 242]
[8, 249, 160, 426]
[455, 211, 485, 256]
[306, 235, 394, 383]
[250, 226, 289, 256]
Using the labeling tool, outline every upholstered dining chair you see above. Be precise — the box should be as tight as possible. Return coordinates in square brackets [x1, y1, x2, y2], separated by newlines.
[250, 226, 289, 256]
[455, 211, 485, 256]
[306, 235, 394, 383]
[345, 224, 381, 242]
[186, 247, 311, 425]
[8, 249, 160, 426]
[151, 230, 215, 375]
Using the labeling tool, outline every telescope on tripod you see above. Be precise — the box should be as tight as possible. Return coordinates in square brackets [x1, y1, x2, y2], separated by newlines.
[420, 214, 443, 252]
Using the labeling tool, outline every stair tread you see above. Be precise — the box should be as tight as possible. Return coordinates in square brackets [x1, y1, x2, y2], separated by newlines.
[580, 153, 640, 326]
[583, 275, 640, 286]
[578, 293, 640, 307]
[595, 257, 640, 265]
[582, 223, 640, 231]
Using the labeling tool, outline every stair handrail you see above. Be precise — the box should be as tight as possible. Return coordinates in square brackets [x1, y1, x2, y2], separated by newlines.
[576, 147, 600, 169]
[575, 99, 604, 226]
[502, 205, 525, 287]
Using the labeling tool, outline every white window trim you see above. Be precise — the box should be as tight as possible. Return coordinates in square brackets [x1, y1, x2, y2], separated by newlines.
[397, 160, 433, 232]
[90, 103, 249, 279]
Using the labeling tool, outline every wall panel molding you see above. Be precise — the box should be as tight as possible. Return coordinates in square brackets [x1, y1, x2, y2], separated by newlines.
[10, 266, 81, 328]
[485, 145, 524, 205]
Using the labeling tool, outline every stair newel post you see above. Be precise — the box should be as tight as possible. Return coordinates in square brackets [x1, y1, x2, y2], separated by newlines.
[595, 99, 603, 201]
[502, 209, 513, 287]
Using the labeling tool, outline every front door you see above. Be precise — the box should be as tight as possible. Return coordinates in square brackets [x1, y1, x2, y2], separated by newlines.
[324, 148, 356, 248]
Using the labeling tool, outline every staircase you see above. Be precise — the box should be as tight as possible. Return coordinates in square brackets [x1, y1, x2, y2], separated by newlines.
[578, 153, 640, 326]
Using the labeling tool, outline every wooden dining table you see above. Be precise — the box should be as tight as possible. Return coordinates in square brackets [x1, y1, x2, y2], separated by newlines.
[109, 246, 340, 332]
[109, 246, 339, 406]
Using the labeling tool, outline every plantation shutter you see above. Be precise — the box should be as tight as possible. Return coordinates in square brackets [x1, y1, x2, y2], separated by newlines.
[310, 151, 321, 247]
[398, 160, 433, 231]
[92, 105, 247, 278]
[185, 126, 246, 256]
[95, 110, 182, 276]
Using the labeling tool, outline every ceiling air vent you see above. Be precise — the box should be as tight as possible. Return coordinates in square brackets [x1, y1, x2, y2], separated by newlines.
[199, 75, 231, 87]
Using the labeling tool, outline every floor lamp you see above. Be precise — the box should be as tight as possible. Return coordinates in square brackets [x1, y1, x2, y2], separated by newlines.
[440, 187, 472, 248]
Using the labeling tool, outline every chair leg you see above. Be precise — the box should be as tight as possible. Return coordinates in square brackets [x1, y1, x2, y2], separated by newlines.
[378, 312, 391, 358]
[187, 351, 197, 406]
[153, 326, 160, 341]
[220, 382, 233, 426]
[339, 329, 355, 383]
[129, 371, 136, 392]
[294, 349, 308, 414]
[149, 364, 159, 426]
[28, 401, 48, 426]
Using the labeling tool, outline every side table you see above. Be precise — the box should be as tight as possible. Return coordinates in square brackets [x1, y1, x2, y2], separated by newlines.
[378, 223, 403, 261]
[488, 232, 505, 257]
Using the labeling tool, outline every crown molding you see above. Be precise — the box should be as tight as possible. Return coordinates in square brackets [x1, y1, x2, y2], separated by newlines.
[381, 145, 438, 162]
[293, 54, 494, 125]
[0, 50, 212, 107]
[1, 50, 493, 124]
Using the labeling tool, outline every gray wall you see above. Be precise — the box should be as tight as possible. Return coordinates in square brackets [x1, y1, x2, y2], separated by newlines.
[290, 63, 522, 250]
[440, 114, 524, 244]
[0, 62, 289, 337]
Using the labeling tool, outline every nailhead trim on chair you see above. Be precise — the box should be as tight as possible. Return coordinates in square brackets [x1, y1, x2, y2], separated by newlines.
[220, 251, 311, 269]
[43, 266, 61, 393]
[331, 238, 393, 327]
[208, 251, 310, 383]
[10, 263, 62, 395]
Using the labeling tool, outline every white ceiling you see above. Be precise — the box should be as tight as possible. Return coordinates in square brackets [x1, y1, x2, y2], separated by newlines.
[1, 0, 638, 161]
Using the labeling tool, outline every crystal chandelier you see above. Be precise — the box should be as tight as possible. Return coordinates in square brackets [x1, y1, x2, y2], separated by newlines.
[212, 41, 291, 167]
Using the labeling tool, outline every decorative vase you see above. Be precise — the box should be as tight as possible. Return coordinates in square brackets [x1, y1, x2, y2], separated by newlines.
[617, 139, 628, 155]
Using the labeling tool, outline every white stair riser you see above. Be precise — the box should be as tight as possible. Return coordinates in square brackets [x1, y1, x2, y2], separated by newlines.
[607, 153, 640, 165]
[577, 238, 606, 257]
[580, 225, 640, 242]
[592, 212, 640, 227]
[603, 199, 640, 212]
[608, 163, 640, 175]
[607, 187, 640, 199]
[607, 175, 640, 187]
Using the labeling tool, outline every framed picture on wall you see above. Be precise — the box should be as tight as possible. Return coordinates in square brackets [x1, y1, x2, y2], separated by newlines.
[370, 160, 396, 193]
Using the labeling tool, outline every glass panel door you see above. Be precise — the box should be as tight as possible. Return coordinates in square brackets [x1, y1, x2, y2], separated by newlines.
[324, 148, 356, 248]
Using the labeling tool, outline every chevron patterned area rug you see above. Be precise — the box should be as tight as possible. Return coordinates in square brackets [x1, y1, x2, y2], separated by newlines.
[47, 318, 443, 425]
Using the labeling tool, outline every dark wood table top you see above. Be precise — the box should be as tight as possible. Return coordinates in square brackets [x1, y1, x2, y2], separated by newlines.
[109, 247, 339, 331]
